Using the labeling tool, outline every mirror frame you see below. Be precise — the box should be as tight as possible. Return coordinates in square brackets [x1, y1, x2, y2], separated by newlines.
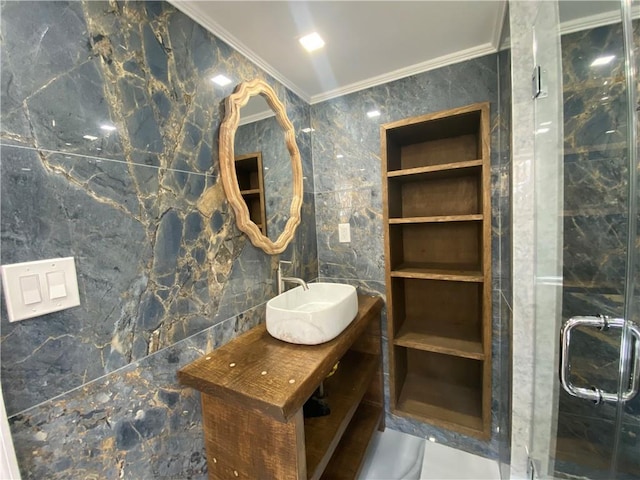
[219, 79, 303, 255]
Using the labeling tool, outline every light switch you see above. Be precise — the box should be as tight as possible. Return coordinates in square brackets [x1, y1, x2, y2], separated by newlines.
[19, 275, 42, 305]
[1, 257, 80, 322]
[46, 271, 67, 299]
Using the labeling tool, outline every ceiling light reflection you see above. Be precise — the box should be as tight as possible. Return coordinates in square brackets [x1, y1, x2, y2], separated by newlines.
[367, 110, 381, 118]
[590, 55, 615, 67]
[211, 74, 232, 86]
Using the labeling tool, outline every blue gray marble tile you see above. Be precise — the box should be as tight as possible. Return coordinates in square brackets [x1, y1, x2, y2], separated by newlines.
[1, 0, 314, 427]
[9, 305, 263, 480]
[552, 20, 640, 479]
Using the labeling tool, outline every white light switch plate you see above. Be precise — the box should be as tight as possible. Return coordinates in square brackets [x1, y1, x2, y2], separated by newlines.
[1, 257, 80, 322]
[338, 223, 351, 243]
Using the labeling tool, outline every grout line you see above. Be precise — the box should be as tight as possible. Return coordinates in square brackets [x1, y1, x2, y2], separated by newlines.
[6, 300, 269, 419]
[0, 143, 216, 179]
[313, 184, 379, 195]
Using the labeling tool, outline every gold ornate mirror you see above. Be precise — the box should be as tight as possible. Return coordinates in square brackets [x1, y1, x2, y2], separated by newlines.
[218, 79, 303, 255]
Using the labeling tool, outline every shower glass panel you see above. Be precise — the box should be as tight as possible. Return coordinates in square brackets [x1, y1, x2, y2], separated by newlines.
[530, 0, 640, 479]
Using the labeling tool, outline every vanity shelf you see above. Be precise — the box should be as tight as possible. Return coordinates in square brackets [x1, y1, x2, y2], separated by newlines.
[381, 103, 492, 439]
[178, 295, 384, 480]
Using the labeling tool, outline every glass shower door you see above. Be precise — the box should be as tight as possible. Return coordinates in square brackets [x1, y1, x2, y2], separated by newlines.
[530, 0, 640, 478]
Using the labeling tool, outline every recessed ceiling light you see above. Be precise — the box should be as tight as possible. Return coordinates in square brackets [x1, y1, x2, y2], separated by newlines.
[299, 32, 325, 52]
[211, 74, 232, 86]
[100, 124, 117, 132]
[590, 55, 615, 67]
[367, 110, 381, 118]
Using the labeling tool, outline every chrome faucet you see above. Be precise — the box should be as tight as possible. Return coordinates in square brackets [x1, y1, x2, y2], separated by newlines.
[277, 260, 309, 295]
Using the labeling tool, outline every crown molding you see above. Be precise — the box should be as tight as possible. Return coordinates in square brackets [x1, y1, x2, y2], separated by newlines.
[560, 5, 640, 35]
[309, 43, 497, 104]
[167, 0, 311, 103]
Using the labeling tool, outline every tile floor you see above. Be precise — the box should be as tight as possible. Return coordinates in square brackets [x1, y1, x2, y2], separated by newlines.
[358, 429, 501, 480]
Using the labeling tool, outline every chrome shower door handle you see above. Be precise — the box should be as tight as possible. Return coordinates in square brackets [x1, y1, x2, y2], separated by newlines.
[560, 315, 640, 404]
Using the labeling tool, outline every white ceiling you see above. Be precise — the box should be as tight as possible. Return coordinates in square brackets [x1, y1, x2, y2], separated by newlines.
[170, 1, 507, 103]
[169, 1, 634, 104]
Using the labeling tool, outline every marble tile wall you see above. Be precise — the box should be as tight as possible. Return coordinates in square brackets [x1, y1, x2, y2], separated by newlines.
[310, 53, 511, 460]
[553, 20, 640, 480]
[0, 1, 315, 477]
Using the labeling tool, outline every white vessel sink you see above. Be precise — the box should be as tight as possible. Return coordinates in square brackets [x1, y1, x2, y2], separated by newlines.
[266, 283, 358, 345]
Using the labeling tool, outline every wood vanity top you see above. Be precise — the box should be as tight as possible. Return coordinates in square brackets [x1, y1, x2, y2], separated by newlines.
[178, 294, 383, 423]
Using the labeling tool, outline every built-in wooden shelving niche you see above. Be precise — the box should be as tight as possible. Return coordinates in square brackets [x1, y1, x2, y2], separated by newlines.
[234, 152, 267, 236]
[381, 102, 492, 439]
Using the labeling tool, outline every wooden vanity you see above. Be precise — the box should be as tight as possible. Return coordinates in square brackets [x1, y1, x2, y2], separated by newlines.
[178, 295, 384, 480]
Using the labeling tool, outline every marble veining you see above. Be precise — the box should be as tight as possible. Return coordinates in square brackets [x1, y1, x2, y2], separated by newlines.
[553, 20, 640, 479]
[9, 305, 263, 480]
[1, 1, 315, 477]
[0, 0, 514, 476]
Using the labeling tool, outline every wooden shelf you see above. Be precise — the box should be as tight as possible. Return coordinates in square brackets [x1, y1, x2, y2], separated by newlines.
[396, 373, 484, 437]
[389, 214, 483, 224]
[388, 222, 482, 269]
[382, 102, 491, 439]
[240, 188, 261, 196]
[391, 263, 483, 282]
[394, 318, 484, 360]
[387, 173, 481, 218]
[320, 402, 383, 480]
[387, 159, 483, 179]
